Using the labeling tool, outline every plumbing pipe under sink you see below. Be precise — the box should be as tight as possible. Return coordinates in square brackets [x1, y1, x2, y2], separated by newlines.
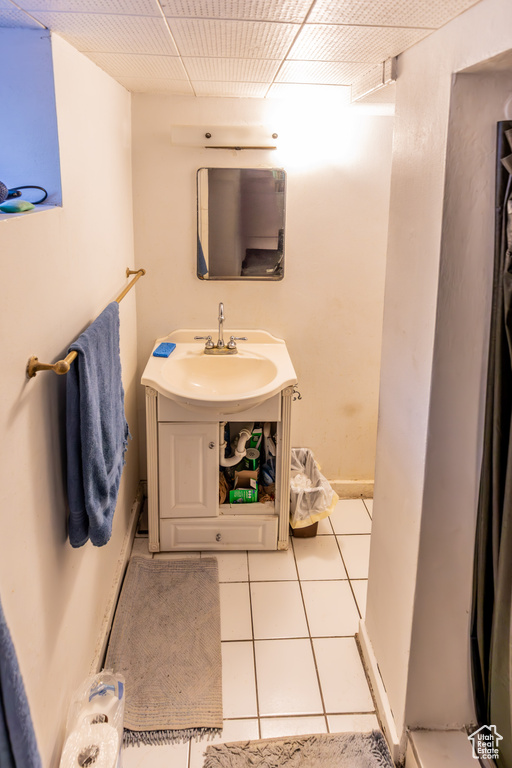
[219, 422, 254, 467]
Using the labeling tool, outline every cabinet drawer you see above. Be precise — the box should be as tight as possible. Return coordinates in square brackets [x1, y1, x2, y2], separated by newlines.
[160, 515, 278, 551]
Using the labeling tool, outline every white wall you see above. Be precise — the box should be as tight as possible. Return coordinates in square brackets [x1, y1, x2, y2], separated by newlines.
[0, 34, 138, 766]
[132, 95, 393, 483]
[406, 69, 512, 730]
[367, 0, 512, 746]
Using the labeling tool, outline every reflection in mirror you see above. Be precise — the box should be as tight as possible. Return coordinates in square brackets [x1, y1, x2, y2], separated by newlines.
[197, 168, 286, 280]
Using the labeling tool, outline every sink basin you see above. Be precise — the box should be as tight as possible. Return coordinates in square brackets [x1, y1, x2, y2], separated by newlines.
[164, 354, 278, 397]
[141, 329, 297, 414]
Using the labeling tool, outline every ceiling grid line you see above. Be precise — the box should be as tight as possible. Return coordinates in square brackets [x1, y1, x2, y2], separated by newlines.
[154, 0, 197, 94]
[0, 0, 484, 100]
[263, 0, 318, 97]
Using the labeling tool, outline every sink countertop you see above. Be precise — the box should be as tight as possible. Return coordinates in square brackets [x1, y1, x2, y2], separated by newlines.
[141, 329, 298, 415]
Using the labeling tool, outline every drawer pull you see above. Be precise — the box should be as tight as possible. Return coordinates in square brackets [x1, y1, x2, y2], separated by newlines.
[216, 533, 221, 542]
[209, 441, 215, 449]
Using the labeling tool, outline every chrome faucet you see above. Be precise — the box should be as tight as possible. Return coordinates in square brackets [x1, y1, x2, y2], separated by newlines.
[195, 302, 248, 354]
[217, 302, 225, 349]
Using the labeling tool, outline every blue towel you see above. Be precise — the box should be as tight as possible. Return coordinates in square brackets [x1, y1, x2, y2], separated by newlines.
[66, 302, 130, 547]
[0, 598, 41, 768]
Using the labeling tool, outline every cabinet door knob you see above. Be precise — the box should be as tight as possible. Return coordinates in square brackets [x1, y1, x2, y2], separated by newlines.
[209, 441, 215, 449]
[216, 533, 221, 542]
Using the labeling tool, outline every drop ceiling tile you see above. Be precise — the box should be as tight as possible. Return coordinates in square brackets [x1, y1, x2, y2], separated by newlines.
[192, 80, 269, 97]
[168, 18, 299, 59]
[290, 23, 430, 62]
[0, 6, 42, 26]
[277, 60, 370, 85]
[32, 13, 178, 54]
[183, 56, 279, 82]
[115, 75, 193, 92]
[88, 51, 187, 78]
[17, 0, 159, 15]
[160, 0, 312, 23]
[267, 82, 351, 101]
[308, 0, 481, 29]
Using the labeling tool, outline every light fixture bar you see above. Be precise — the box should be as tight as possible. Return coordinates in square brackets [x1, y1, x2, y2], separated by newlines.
[171, 125, 278, 149]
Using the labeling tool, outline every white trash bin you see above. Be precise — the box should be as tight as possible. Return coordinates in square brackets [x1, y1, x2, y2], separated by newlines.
[290, 448, 338, 537]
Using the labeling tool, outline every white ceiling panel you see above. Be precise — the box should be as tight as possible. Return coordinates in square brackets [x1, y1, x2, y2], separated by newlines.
[192, 80, 269, 97]
[290, 23, 430, 62]
[308, 0, 480, 30]
[267, 82, 351, 101]
[160, 0, 312, 23]
[17, 0, 159, 15]
[276, 59, 370, 85]
[0, 0, 486, 98]
[116, 75, 193, 91]
[183, 56, 280, 82]
[0, 7, 42, 25]
[87, 50, 187, 77]
[32, 13, 179, 53]
[168, 18, 299, 58]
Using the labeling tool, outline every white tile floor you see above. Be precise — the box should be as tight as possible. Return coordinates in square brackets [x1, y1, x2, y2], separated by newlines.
[124, 498, 377, 768]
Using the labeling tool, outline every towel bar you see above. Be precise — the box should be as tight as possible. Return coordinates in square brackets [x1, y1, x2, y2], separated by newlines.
[27, 268, 146, 378]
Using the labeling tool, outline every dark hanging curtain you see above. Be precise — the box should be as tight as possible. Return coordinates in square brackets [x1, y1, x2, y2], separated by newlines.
[471, 120, 512, 767]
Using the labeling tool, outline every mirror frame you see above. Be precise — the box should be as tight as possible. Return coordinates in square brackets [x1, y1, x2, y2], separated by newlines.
[197, 167, 286, 281]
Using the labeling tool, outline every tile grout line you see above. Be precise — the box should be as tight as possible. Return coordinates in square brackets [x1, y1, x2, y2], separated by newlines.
[302, 513, 365, 626]
[222, 710, 376, 720]
[223, 631, 366, 642]
[333, 531, 366, 621]
[246, 550, 262, 740]
[361, 495, 373, 521]
[290, 536, 330, 735]
[332, 512, 378, 721]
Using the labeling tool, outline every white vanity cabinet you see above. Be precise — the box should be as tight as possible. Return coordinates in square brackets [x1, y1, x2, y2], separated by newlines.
[144, 387, 293, 552]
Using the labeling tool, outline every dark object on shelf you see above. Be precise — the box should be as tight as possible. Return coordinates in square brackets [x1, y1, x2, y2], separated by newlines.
[0, 182, 48, 205]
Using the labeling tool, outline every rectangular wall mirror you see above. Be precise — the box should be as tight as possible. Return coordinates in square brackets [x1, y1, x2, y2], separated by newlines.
[197, 167, 286, 280]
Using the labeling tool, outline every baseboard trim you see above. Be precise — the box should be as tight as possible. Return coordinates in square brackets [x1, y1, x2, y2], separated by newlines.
[408, 730, 479, 767]
[329, 480, 374, 499]
[89, 484, 143, 674]
[357, 619, 401, 764]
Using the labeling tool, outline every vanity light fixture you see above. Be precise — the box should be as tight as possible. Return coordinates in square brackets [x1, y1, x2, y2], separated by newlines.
[170, 125, 278, 150]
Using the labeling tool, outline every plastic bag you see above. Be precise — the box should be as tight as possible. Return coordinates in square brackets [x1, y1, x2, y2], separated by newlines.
[290, 448, 338, 529]
[59, 670, 125, 768]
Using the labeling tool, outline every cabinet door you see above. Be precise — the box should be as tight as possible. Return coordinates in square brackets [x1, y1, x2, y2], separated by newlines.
[159, 422, 218, 518]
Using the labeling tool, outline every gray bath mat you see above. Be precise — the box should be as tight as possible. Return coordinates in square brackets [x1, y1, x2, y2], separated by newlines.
[105, 555, 222, 747]
[203, 731, 394, 768]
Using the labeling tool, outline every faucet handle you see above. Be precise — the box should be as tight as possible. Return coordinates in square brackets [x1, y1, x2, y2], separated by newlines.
[194, 335, 214, 349]
[227, 335, 248, 349]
